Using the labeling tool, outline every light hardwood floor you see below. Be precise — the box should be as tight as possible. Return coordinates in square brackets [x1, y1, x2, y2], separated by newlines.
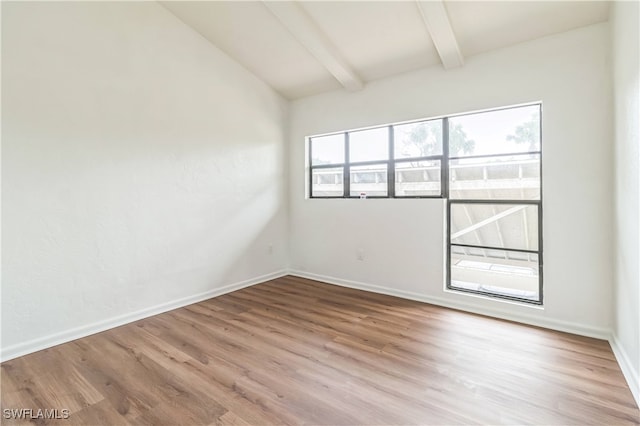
[1, 276, 638, 425]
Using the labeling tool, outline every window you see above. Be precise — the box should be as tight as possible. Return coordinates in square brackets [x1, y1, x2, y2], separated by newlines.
[307, 103, 543, 304]
[309, 118, 444, 198]
[447, 104, 542, 304]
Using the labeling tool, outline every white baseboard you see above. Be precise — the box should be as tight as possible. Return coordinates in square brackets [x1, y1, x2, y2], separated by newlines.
[0, 270, 288, 362]
[610, 335, 640, 408]
[3, 268, 637, 408]
[288, 270, 611, 340]
[0, 269, 623, 376]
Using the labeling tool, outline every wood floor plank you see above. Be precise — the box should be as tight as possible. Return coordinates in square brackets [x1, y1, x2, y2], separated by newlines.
[1, 276, 638, 425]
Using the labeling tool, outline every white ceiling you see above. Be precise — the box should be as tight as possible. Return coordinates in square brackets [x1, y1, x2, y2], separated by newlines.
[161, 1, 610, 100]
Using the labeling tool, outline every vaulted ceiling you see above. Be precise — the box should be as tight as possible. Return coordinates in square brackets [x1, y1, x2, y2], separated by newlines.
[161, 1, 609, 100]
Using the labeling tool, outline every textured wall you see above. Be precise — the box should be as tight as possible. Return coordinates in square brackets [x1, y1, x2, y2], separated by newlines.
[1, 2, 288, 356]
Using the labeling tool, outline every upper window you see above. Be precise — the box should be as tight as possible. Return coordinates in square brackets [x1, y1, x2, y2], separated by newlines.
[448, 105, 540, 157]
[349, 128, 388, 162]
[394, 120, 443, 158]
[310, 133, 344, 165]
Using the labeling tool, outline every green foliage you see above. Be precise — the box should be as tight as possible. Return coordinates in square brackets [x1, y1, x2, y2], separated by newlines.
[406, 123, 437, 156]
[403, 121, 475, 157]
[507, 114, 540, 150]
[449, 123, 475, 156]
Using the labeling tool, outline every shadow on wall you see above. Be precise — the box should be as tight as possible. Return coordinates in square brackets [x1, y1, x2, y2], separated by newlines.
[1, 140, 287, 349]
[221, 201, 288, 287]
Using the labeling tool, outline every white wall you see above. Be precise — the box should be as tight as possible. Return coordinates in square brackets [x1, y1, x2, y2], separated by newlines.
[289, 23, 613, 338]
[1, 2, 288, 360]
[0, 2, 626, 383]
[611, 0, 640, 406]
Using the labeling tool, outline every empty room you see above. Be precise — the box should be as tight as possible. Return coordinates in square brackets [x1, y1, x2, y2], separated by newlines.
[1, 0, 639, 424]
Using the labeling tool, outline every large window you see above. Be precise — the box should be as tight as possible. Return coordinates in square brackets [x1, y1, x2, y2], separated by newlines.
[308, 103, 543, 304]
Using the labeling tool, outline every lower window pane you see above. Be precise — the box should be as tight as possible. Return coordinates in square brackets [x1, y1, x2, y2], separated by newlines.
[350, 164, 388, 197]
[395, 160, 441, 196]
[312, 167, 343, 197]
[450, 248, 540, 302]
[449, 154, 540, 200]
[450, 203, 539, 251]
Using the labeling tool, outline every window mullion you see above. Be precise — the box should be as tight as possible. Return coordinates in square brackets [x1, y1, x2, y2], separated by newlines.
[344, 132, 350, 197]
[443, 117, 450, 199]
[309, 138, 314, 197]
[444, 117, 451, 293]
[388, 126, 395, 197]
